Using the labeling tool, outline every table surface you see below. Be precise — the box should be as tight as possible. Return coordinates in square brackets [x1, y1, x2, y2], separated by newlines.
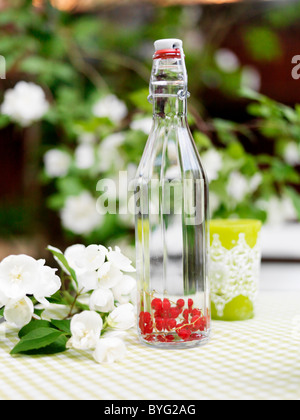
[0, 264, 299, 401]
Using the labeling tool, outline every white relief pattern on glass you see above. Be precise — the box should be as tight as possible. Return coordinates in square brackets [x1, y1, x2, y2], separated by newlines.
[209, 233, 261, 317]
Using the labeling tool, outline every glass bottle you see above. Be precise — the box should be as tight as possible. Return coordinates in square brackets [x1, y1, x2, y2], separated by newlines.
[134, 39, 211, 348]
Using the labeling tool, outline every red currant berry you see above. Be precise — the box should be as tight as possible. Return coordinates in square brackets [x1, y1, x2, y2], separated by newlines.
[178, 328, 191, 340]
[191, 308, 201, 317]
[157, 335, 166, 342]
[166, 319, 177, 331]
[143, 312, 152, 324]
[191, 315, 201, 331]
[176, 299, 185, 308]
[166, 335, 175, 342]
[145, 335, 155, 342]
[169, 307, 180, 319]
[151, 298, 162, 311]
[162, 298, 171, 312]
[155, 318, 164, 332]
[183, 309, 189, 321]
[188, 299, 194, 308]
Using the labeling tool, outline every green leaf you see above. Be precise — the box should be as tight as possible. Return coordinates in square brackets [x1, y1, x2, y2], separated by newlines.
[129, 89, 152, 113]
[18, 320, 52, 339]
[11, 328, 66, 355]
[50, 319, 71, 335]
[48, 246, 78, 288]
[243, 27, 282, 62]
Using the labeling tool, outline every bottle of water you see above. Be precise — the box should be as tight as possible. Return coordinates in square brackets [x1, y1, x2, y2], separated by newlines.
[135, 39, 211, 348]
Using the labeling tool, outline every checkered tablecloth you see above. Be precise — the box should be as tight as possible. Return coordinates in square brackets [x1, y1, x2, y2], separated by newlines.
[0, 291, 299, 400]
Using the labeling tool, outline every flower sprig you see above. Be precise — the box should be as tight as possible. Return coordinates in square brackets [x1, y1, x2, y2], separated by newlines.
[0, 244, 137, 364]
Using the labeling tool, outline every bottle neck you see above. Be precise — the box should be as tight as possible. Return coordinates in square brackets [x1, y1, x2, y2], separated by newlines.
[150, 55, 189, 119]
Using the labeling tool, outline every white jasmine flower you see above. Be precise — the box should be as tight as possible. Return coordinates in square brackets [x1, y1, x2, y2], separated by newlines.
[130, 117, 153, 135]
[77, 271, 99, 293]
[107, 303, 136, 330]
[0, 290, 8, 307]
[76, 245, 108, 272]
[97, 262, 123, 289]
[93, 337, 127, 364]
[107, 247, 136, 273]
[65, 244, 107, 275]
[68, 311, 103, 351]
[215, 49, 240, 73]
[283, 143, 300, 166]
[4, 297, 34, 328]
[1, 81, 49, 126]
[61, 192, 103, 235]
[33, 260, 61, 306]
[92, 94, 128, 125]
[44, 149, 71, 178]
[112, 275, 137, 305]
[64, 244, 86, 275]
[201, 149, 223, 182]
[0, 255, 39, 301]
[89, 288, 115, 313]
[75, 144, 95, 170]
[226, 171, 249, 202]
[241, 66, 261, 92]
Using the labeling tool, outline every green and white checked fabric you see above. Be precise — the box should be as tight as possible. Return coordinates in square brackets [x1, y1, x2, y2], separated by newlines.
[0, 291, 299, 400]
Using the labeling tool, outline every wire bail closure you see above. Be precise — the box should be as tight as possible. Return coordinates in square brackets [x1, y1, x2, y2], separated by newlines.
[148, 45, 190, 104]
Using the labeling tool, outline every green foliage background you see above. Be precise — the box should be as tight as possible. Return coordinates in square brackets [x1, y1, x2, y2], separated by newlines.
[0, 0, 300, 248]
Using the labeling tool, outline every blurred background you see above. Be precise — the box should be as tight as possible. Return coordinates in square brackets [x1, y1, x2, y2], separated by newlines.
[0, 0, 299, 277]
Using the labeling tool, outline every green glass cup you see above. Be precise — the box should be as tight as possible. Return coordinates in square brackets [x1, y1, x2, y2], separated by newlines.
[209, 219, 262, 321]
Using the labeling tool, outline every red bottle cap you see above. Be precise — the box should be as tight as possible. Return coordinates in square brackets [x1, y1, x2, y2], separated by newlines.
[153, 48, 182, 60]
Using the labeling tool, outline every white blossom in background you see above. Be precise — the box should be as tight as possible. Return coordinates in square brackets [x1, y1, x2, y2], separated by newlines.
[130, 117, 153, 135]
[262, 196, 297, 225]
[60, 192, 103, 235]
[215, 49, 240, 73]
[97, 132, 125, 172]
[78, 132, 97, 144]
[226, 171, 249, 202]
[92, 94, 128, 125]
[89, 288, 115, 313]
[93, 337, 127, 364]
[75, 144, 95, 170]
[1, 81, 50, 127]
[4, 297, 34, 329]
[249, 173, 263, 193]
[241, 66, 261, 92]
[44, 149, 71, 178]
[67, 311, 103, 351]
[201, 149, 223, 182]
[210, 192, 221, 215]
[283, 143, 300, 166]
[107, 303, 136, 330]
